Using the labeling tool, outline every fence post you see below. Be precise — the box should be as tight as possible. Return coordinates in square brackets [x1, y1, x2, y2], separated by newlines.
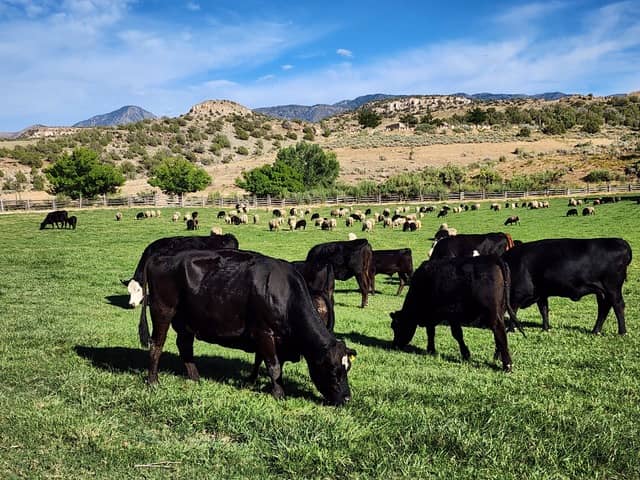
[53, 198, 56, 210]
[79, 194, 82, 209]
[0, 197, 3, 212]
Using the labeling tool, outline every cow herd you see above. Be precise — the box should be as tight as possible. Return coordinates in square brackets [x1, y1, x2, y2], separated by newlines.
[115, 197, 631, 406]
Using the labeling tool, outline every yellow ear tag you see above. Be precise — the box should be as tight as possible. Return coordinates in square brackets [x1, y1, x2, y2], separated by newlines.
[349, 355, 356, 363]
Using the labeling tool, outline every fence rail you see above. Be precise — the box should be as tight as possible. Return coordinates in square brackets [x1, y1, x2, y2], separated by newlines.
[1, 183, 639, 213]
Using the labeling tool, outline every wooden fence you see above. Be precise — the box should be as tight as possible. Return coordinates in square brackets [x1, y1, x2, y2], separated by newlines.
[1, 183, 639, 213]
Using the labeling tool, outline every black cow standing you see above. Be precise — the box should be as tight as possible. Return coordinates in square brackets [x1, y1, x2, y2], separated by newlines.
[503, 238, 632, 334]
[370, 249, 414, 295]
[306, 239, 373, 308]
[122, 234, 239, 308]
[40, 210, 68, 229]
[390, 256, 522, 372]
[139, 249, 356, 405]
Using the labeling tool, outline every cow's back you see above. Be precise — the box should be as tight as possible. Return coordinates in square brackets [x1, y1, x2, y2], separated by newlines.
[504, 238, 631, 302]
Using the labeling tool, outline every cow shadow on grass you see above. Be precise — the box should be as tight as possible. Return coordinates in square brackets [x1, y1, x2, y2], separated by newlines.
[340, 331, 423, 354]
[104, 294, 130, 309]
[74, 345, 316, 402]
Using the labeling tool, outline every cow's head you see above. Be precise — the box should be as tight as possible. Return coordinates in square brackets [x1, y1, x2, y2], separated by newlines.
[121, 278, 144, 308]
[390, 310, 417, 348]
[308, 340, 356, 406]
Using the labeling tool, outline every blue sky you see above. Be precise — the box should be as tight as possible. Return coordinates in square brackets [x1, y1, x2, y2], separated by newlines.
[0, 0, 638, 130]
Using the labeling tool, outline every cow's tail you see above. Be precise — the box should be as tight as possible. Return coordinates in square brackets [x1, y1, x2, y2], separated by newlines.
[498, 257, 526, 337]
[138, 258, 151, 348]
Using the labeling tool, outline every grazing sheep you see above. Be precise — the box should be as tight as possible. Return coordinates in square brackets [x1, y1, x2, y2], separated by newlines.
[383, 208, 391, 217]
[566, 208, 579, 216]
[490, 203, 501, 212]
[568, 198, 578, 207]
[217, 211, 226, 218]
[346, 217, 355, 227]
[211, 226, 223, 236]
[288, 216, 297, 230]
[115, 212, 123, 221]
[253, 214, 260, 224]
[362, 219, 374, 232]
[136, 212, 145, 220]
[156, 210, 162, 217]
[471, 203, 481, 211]
[583, 207, 596, 216]
[269, 219, 280, 231]
[172, 212, 181, 222]
[383, 217, 392, 228]
[294, 219, 307, 230]
[437, 209, 448, 218]
[504, 215, 520, 226]
[239, 214, 249, 224]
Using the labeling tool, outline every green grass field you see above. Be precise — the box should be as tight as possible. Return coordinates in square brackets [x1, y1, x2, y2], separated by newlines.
[1, 199, 639, 479]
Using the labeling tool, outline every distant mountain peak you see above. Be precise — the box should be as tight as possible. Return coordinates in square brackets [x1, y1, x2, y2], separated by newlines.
[73, 105, 156, 127]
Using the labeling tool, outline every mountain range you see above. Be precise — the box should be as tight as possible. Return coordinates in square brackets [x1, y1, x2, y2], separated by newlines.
[0, 92, 576, 137]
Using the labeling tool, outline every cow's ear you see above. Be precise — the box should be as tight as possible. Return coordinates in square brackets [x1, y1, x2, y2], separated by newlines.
[120, 279, 131, 286]
[346, 347, 357, 359]
[389, 311, 398, 321]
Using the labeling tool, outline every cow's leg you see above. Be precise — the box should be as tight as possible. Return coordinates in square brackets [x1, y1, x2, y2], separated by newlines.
[355, 274, 369, 308]
[396, 274, 405, 296]
[537, 297, 551, 330]
[173, 317, 200, 381]
[248, 354, 263, 384]
[491, 321, 512, 372]
[425, 324, 436, 355]
[610, 291, 627, 335]
[255, 335, 284, 399]
[147, 318, 170, 385]
[370, 271, 376, 294]
[450, 322, 470, 361]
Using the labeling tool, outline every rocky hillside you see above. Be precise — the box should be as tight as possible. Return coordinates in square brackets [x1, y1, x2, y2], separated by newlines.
[1, 94, 639, 197]
[73, 105, 156, 127]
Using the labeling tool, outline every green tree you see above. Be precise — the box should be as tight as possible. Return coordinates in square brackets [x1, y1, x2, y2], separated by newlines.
[275, 142, 339, 189]
[466, 107, 487, 125]
[44, 147, 125, 199]
[358, 108, 381, 128]
[148, 156, 211, 197]
[235, 162, 303, 196]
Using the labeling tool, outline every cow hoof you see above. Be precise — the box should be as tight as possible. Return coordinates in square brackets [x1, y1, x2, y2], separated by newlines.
[503, 364, 513, 373]
[271, 386, 285, 400]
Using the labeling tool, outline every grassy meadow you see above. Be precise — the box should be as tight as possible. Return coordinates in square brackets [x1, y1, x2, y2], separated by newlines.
[1, 198, 639, 479]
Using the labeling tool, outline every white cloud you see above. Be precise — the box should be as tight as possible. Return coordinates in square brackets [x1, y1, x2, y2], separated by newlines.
[336, 48, 352, 58]
[281, 64, 294, 70]
[186, 1, 200, 11]
[257, 74, 276, 82]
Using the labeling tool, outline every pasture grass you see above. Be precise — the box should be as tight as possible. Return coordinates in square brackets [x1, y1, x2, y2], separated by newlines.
[1, 199, 639, 479]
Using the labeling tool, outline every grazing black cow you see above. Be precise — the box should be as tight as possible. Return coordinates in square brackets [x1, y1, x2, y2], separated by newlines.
[504, 215, 520, 226]
[139, 249, 356, 405]
[390, 256, 521, 372]
[40, 210, 68, 229]
[230, 215, 242, 225]
[295, 219, 307, 230]
[65, 215, 77, 229]
[217, 211, 226, 219]
[292, 260, 336, 330]
[186, 219, 196, 230]
[136, 212, 145, 220]
[122, 233, 239, 307]
[566, 208, 579, 216]
[370, 249, 413, 295]
[430, 233, 515, 259]
[503, 238, 632, 334]
[306, 239, 373, 308]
